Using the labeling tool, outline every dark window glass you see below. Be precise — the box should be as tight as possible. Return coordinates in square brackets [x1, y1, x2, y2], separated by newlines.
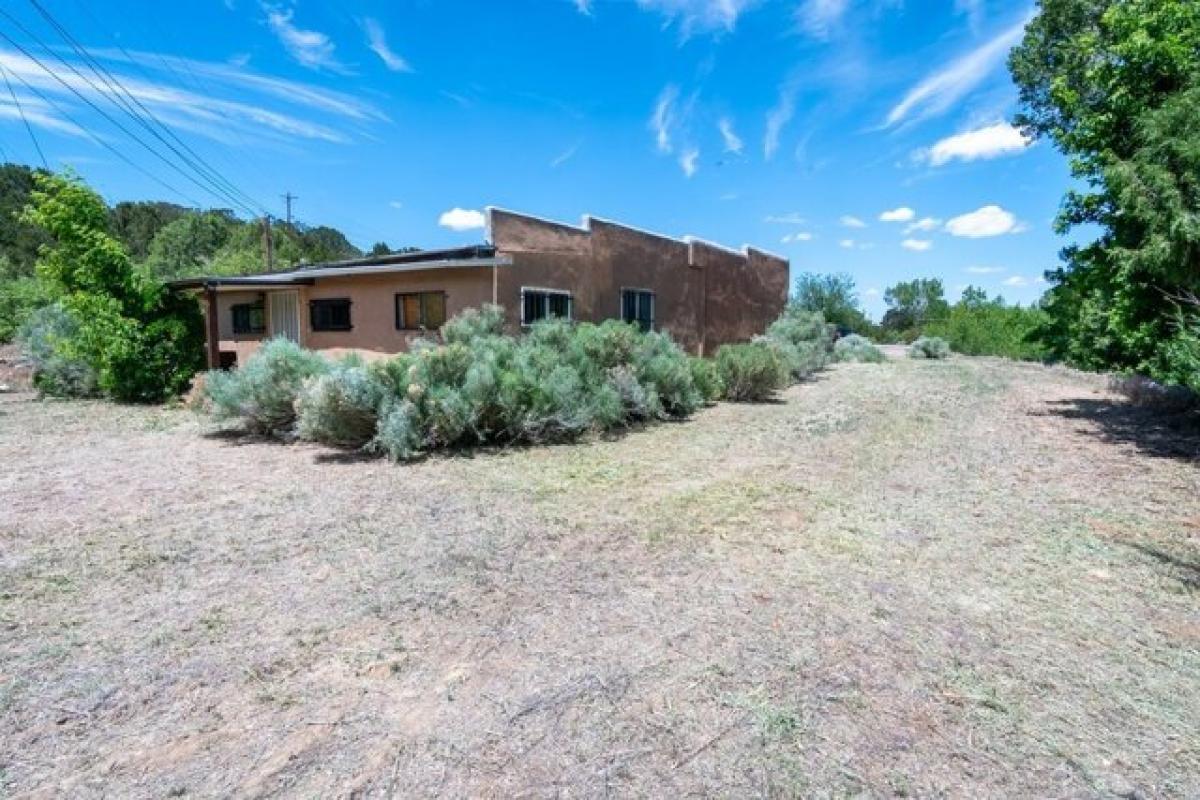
[395, 292, 448, 330]
[310, 298, 352, 331]
[620, 289, 655, 332]
[231, 302, 265, 334]
[522, 289, 572, 325]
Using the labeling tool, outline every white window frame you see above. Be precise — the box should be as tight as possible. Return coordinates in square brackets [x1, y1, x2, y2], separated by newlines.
[619, 287, 656, 332]
[520, 286, 573, 327]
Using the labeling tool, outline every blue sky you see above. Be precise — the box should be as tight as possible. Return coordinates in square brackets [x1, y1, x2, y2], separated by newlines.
[0, 0, 1072, 318]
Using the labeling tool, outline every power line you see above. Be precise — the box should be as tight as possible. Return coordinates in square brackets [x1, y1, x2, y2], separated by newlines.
[0, 10, 259, 217]
[28, 0, 267, 216]
[1, 59, 203, 205]
[0, 61, 47, 169]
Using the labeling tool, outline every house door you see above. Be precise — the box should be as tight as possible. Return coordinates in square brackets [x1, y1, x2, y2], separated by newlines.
[269, 291, 300, 342]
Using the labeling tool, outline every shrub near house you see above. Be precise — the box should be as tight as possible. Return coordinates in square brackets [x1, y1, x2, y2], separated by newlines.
[205, 304, 853, 460]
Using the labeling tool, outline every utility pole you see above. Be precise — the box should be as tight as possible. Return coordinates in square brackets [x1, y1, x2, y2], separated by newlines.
[262, 215, 274, 270]
[281, 191, 298, 225]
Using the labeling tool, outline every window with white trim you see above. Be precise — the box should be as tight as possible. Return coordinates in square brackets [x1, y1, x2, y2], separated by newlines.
[521, 288, 572, 326]
[620, 289, 655, 332]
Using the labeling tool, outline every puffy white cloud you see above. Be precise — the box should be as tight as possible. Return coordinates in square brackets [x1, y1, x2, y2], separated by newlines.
[945, 205, 1025, 238]
[884, 17, 1027, 127]
[438, 207, 485, 231]
[921, 122, 1031, 166]
[718, 117, 743, 154]
[901, 238, 933, 251]
[840, 215, 867, 228]
[880, 206, 915, 223]
[362, 18, 412, 72]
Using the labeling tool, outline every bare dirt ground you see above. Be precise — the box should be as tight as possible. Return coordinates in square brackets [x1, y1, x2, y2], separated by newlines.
[2, 356, 1198, 798]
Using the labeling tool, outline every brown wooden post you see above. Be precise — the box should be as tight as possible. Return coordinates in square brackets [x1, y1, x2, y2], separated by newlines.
[204, 285, 220, 369]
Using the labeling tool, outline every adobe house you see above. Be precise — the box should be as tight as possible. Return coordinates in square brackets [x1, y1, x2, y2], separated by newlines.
[171, 208, 789, 368]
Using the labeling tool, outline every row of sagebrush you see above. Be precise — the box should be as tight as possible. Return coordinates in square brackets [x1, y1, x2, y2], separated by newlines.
[202, 304, 883, 460]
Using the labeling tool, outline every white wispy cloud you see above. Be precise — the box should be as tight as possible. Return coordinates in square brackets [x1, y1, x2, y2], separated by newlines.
[718, 117, 743, 154]
[1003, 275, 1029, 287]
[679, 146, 700, 177]
[763, 84, 796, 160]
[439, 207, 486, 231]
[839, 238, 856, 249]
[388, 200, 403, 209]
[901, 238, 933, 251]
[884, 16, 1028, 128]
[264, 5, 350, 74]
[781, 232, 814, 243]
[919, 122, 1031, 166]
[945, 205, 1025, 237]
[966, 265, 1004, 274]
[574, 0, 593, 15]
[0, 48, 382, 146]
[650, 84, 679, 153]
[880, 206, 915, 223]
[550, 141, 581, 167]
[796, 0, 849, 38]
[765, 212, 806, 224]
[904, 217, 941, 233]
[362, 18, 412, 72]
[0, 92, 87, 137]
[634, 0, 757, 37]
[840, 215, 867, 228]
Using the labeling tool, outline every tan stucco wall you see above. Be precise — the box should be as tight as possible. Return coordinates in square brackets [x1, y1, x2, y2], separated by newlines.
[489, 209, 787, 354]
[300, 268, 493, 354]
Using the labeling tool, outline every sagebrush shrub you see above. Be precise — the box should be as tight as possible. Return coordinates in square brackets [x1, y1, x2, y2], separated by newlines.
[440, 303, 505, 345]
[204, 337, 329, 435]
[687, 356, 723, 403]
[295, 357, 387, 447]
[762, 305, 834, 380]
[715, 342, 789, 401]
[834, 334, 885, 363]
[17, 303, 98, 397]
[908, 336, 952, 359]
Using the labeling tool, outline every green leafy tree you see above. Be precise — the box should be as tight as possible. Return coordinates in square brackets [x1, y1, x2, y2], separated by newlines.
[0, 163, 51, 277]
[144, 210, 237, 279]
[109, 200, 189, 260]
[881, 278, 949, 336]
[791, 272, 871, 333]
[925, 286, 1049, 360]
[1009, 0, 1200, 381]
[20, 171, 203, 401]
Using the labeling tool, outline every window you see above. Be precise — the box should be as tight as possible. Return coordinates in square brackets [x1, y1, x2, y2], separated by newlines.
[521, 288, 572, 326]
[395, 291, 447, 330]
[310, 297, 352, 331]
[620, 289, 655, 332]
[231, 302, 265, 335]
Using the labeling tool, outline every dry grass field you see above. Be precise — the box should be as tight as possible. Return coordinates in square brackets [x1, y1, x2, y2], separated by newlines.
[1, 355, 1198, 798]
